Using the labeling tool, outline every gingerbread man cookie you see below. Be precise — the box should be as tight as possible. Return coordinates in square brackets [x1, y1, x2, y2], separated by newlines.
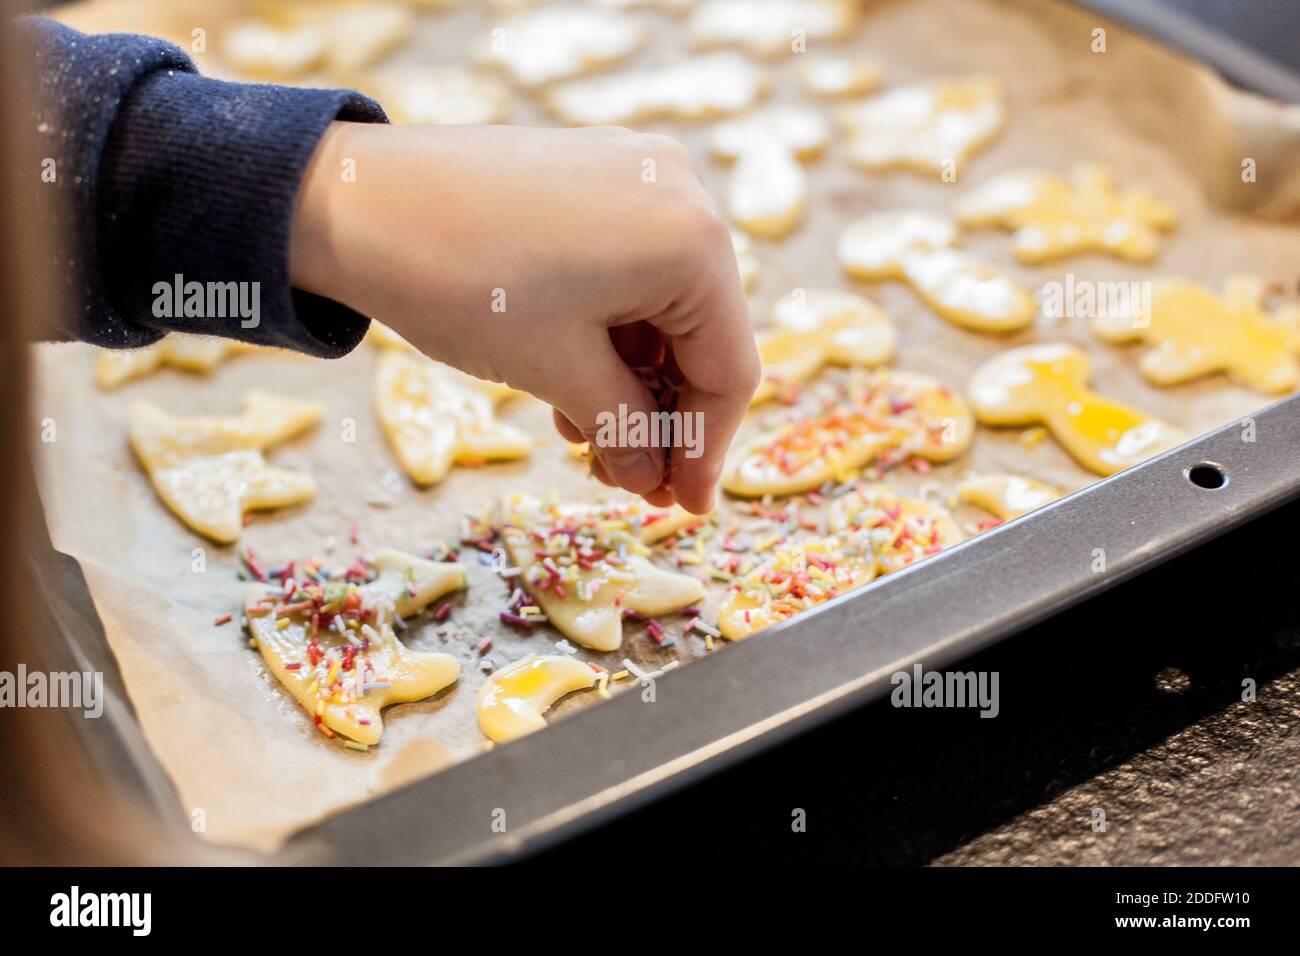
[500, 494, 705, 651]
[545, 52, 767, 126]
[477, 654, 597, 743]
[709, 106, 830, 239]
[954, 164, 1176, 263]
[129, 391, 322, 543]
[957, 472, 1063, 521]
[837, 75, 1005, 176]
[724, 370, 974, 497]
[838, 211, 1035, 333]
[688, 0, 860, 58]
[753, 288, 896, 405]
[244, 548, 465, 746]
[96, 334, 259, 389]
[1093, 276, 1300, 394]
[374, 349, 531, 487]
[476, 6, 644, 88]
[969, 343, 1187, 476]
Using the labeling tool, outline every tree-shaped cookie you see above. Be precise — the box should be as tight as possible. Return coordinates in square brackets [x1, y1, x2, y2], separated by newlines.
[724, 369, 974, 497]
[1093, 276, 1300, 394]
[719, 484, 961, 639]
[96, 334, 258, 389]
[709, 106, 831, 239]
[545, 52, 766, 126]
[837, 74, 1005, 175]
[244, 549, 465, 747]
[957, 472, 1063, 521]
[476, 6, 644, 87]
[688, 0, 860, 58]
[374, 349, 531, 487]
[500, 493, 705, 651]
[838, 211, 1035, 333]
[128, 391, 322, 543]
[954, 164, 1176, 263]
[477, 654, 597, 743]
[752, 288, 896, 405]
[968, 343, 1186, 476]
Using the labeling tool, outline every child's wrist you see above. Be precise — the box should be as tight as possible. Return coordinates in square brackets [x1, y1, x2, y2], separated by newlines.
[289, 121, 362, 308]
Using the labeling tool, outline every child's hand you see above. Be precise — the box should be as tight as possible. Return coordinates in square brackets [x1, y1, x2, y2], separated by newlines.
[290, 122, 759, 513]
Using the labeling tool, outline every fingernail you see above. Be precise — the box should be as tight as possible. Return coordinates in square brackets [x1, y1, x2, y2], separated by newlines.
[603, 450, 661, 493]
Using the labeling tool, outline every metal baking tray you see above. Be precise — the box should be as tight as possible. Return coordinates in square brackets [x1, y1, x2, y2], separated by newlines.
[30, 1, 1300, 864]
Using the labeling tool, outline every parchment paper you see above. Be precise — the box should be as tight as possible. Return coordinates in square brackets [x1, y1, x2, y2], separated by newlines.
[36, 0, 1300, 852]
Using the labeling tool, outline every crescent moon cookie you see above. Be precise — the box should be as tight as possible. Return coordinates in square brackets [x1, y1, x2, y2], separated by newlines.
[969, 343, 1187, 477]
[724, 370, 974, 498]
[838, 211, 1035, 334]
[360, 64, 510, 125]
[954, 164, 1176, 264]
[709, 106, 831, 239]
[687, 0, 860, 57]
[477, 654, 597, 743]
[719, 484, 961, 640]
[475, 6, 645, 88]
[243, 549, 465, 747]
[1093, 276, 1300, 394]
[836, 74, 1005, 176]
[96, 334, 258, 389]
[545, 52, 766, 126]
[753, 289, 896, 405]
[128, 391, 322, 543]
[957, 472, 1063, 522]
[374, 349, 531, 487]
[499, 494, 706, 651]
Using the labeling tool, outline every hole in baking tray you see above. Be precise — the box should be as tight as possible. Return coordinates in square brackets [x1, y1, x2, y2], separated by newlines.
[1185, 462, 1228, 490]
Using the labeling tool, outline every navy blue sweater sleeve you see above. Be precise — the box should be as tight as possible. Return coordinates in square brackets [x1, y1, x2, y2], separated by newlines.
[18, 17, 387, 357]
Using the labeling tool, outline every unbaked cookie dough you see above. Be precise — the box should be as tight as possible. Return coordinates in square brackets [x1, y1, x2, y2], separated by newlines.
[954, 163, 1176, 263]
[243, 548, 465, 747]
[128, 390, 322, 543]
[838, 210, 1035, 333]
[968, 343, 1186, 476]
